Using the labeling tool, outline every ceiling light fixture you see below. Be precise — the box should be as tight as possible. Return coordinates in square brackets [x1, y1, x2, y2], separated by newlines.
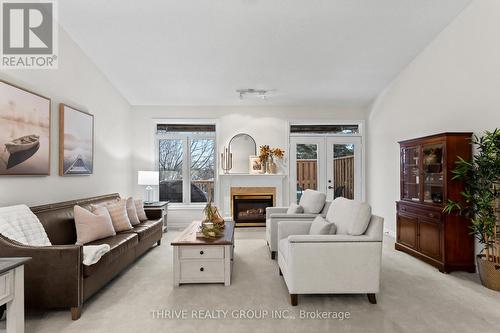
[236, 88, 269, 100]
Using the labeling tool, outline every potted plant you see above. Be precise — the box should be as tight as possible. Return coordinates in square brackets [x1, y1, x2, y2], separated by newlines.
[444, 129, 500, 291]
[203, 201, 225, 229]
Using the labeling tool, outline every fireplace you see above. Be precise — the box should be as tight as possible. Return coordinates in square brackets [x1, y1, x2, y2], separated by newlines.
[230, 186, 276, 227]
[233, 195, 273, 227]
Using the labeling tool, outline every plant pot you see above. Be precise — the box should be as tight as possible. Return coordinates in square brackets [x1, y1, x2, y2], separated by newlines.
[477, 255, 500, 291]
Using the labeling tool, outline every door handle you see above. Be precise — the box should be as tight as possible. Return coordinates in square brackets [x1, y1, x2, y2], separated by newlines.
[328, 186, 333, 189]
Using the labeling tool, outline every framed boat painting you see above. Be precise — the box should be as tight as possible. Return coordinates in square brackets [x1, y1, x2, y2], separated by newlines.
[59, 104, 94, 176]
[0, 80, 51, 176]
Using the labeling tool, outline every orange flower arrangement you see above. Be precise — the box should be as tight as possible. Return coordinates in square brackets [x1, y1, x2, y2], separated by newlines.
[259, 145, 285, 162]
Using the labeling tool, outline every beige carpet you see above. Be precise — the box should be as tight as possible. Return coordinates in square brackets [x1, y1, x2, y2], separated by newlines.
[2, 229, 500, 333]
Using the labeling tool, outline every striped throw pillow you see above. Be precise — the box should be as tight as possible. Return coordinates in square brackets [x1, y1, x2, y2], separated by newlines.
[126, 197, 141, 226]
[134, 199, 148, 222]
[93, 199, 132, 232]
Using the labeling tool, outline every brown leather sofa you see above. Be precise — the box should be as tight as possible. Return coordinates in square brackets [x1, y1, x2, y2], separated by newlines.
[0, 193, 163, 320]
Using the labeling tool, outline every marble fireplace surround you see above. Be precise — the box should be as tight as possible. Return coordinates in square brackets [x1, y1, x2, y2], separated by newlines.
[218, 174, 287, 221]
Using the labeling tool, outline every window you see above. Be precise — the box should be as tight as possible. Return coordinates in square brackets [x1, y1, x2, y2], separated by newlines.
[157, 124, 215, 204]
[290, 124, 359, 134]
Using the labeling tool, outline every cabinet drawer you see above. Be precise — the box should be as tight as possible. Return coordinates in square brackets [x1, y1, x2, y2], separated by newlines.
[180, 260, 224, 281]
[180, 246, 224, 259]
[0, 271, 13, 304]
[399, 204, 442, 222]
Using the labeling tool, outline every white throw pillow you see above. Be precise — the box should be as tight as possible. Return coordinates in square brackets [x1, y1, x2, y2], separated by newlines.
[74, 205, 116, 245]
[286, 203, 304, 214]
[134, 199, 148, 222]
[299, 189, 327, 214]
[309, 216, 334, 235]
[126, 197, 141, 226]
[326, 197, 371, 235]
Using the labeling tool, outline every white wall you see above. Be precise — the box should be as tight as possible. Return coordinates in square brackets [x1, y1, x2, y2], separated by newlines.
[367, 0, 500, 236]
[131, 105, 367, 227]
[0, 28, 133, 206]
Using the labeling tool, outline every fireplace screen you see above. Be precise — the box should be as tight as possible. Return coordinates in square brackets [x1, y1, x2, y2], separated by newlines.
[233, 195, 273, 226]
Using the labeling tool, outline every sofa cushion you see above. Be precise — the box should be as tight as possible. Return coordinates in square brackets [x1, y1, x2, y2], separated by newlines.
[83, 233, 138, 277]
[74, 205, 116, 245]
[286, 203, 304, 214]
[326, 197, 372, 235]
[298, 189, 326, 214]
[126, 219, 163, 241]
[309, 216, 333, 235]
[134, 199, 149, 222]
[279, 238, 289, 262]
[125, 197, 141, 226]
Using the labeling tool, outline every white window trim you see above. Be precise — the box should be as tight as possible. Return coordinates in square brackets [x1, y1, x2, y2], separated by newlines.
[154, 118, 219, 208]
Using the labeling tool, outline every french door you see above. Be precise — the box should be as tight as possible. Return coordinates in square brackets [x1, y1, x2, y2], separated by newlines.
[290, 136, 362, 203]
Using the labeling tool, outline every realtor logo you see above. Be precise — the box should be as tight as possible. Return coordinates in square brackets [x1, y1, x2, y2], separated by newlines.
[1, 0, 58, 69]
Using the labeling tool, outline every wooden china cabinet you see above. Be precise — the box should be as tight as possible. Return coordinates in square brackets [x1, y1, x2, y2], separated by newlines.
[396, 132, 475, 273]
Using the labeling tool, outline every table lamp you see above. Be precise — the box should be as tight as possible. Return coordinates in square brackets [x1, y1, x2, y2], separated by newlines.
[138, 171, 159, 203]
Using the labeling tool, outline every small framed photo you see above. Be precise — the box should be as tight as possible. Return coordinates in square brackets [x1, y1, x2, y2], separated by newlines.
[249, 155, 264, 174]
[59, 104, 94, 176]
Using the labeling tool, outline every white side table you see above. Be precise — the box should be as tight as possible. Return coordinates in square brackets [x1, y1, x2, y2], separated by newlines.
[0, 258, 30, 333]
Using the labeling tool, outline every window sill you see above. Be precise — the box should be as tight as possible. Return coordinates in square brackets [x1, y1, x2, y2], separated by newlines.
[168, 204, 207, 211]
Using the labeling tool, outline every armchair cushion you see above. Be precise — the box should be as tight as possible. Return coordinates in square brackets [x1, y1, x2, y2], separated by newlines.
[326, 197, 371, 235]
[299, 189, 326, 214]
[286, 203, 304, 214]
[309, 216, 335, 235]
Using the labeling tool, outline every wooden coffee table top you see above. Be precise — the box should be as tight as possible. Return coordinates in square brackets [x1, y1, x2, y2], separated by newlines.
[171, 221, 235, 246]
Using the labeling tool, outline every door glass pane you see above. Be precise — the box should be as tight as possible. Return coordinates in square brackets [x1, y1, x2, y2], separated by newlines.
[423, 144, 444, 204]
[296, 144, 318, 202]
[159, 139, 183, 202]
[402, 147, 420, 201]
[190, 139, 215, 203]
[333, 144, 355, 199]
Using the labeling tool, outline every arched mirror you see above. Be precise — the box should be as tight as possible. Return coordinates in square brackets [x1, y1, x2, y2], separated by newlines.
[229, 133, 257, 173]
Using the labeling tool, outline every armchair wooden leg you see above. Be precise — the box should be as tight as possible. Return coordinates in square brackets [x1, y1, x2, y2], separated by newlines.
[367, 293, 377, 304]
[271, 251, 276, 260]
[157, 239, 162, 246]
[290, 294, 298, 306]
[279, 268, 282, 276]
[71, 306, 82, 320]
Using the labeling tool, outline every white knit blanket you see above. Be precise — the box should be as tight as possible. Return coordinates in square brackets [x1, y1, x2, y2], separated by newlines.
[0, 204, 109, 266]
[0, 204, 51, 246]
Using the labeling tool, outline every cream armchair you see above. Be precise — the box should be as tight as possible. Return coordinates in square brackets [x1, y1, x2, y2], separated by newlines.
[266, 201, 331, 259]
[277, 199, 384, 306]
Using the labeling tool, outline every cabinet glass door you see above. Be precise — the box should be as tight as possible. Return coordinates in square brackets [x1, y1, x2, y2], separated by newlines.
[422, 143, 444, 204]
[402, 146, 420, 201]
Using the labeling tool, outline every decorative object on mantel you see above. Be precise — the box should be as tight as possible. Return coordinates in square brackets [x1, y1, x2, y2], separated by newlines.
[229, 133, 256, 173]
[259, 145, 285, 174]
[249, 155, 264, 174]
[203, 201, 225, 229]
[138, 171, 159, 203]
[0, 80, 51, 176]
[444, 129, 500, 291]
[221, 146, 232, 174]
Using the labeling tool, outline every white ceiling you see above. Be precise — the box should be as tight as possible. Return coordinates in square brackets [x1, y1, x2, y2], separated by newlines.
[59, 0, 471, 106]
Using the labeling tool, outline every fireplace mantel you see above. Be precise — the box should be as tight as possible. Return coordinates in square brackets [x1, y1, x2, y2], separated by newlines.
[217, 173, 287, 220]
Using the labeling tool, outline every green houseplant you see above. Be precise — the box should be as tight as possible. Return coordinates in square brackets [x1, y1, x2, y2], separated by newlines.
[444, 129, 500, 290]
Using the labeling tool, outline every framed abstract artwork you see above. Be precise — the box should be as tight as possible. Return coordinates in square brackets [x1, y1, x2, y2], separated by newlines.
[0, 80, 51, 176]
[59, 104, 94, 176]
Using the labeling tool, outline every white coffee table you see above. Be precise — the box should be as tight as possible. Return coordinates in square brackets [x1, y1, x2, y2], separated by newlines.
[171, 221, 234, 286]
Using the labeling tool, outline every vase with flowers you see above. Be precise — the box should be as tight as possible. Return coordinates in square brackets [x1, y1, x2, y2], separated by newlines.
[259, 145, 285, 174]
